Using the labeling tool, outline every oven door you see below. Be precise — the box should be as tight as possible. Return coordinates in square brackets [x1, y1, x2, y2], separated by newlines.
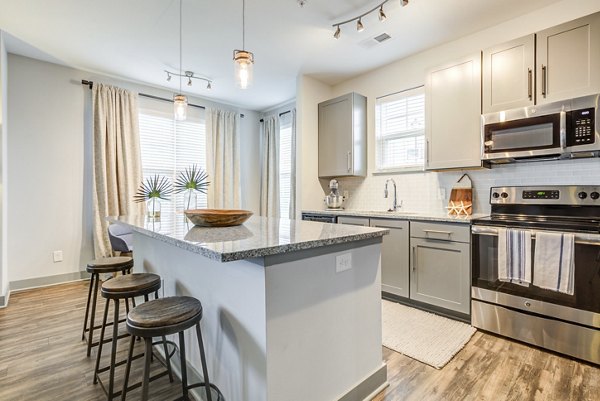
[482, 112, 565, 161]
[471, 225, 600, 324]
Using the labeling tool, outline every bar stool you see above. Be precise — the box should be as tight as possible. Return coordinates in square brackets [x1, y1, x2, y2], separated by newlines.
[82, 256, 134, 357]
[94, 273, 171, 401]
[122, 296, 224, 401]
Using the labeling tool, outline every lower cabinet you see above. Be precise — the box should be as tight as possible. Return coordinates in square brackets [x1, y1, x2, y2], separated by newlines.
[410, 222, 471, 315]
[370, 219, 410, 298]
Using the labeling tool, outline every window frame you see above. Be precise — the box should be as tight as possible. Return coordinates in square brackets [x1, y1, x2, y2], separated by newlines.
[374, 86, 426, 174]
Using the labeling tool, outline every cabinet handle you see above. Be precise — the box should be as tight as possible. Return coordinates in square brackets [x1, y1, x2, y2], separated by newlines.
[425, 139, 430, 166]
[541, 65, 547, 98]
[347, 151, 351, 173]
[412, 246, 416, 271]
[527, 68, 532, 100]
[423, 229, 453, 237]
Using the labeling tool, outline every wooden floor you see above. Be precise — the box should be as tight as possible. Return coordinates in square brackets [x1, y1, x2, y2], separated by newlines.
[1, 281, 599, 401]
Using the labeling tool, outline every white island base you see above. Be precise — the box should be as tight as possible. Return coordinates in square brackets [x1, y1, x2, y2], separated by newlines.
[133, 233, 387, 401]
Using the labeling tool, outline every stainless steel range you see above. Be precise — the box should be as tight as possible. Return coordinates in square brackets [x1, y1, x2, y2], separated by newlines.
[471, 185, 600, 365]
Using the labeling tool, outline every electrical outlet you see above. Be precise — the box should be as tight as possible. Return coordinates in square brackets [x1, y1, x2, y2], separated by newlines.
[336, 253, 352, 273]
[438, 188, 447, 200]
[53, 250, 63, 263]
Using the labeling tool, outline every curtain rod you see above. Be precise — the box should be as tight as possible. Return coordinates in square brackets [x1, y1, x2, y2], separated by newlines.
[259, 110, 291, 123]
[81, 80, 245, 117]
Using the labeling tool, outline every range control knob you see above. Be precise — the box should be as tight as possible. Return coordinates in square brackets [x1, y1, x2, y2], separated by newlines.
[501, 192, 509, 199]
[591, 192, 600, 200]
[578, 191, 588, 199]
[492, 192, 500, 199]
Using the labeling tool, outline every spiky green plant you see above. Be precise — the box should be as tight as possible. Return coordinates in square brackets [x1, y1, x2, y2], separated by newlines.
[174, 165, 210, 194]
[133, 175, 173, 203]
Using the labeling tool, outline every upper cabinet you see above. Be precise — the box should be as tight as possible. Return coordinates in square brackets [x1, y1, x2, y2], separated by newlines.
[318, 93, 367, 177]
[483, 12, 600, 113]
[483, 35, 535, 113]
[425, 53, 483, 170]
[537, 12, 600, 104]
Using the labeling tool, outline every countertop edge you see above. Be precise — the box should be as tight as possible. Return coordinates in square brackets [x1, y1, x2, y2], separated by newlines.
[301, 209, 480, 224]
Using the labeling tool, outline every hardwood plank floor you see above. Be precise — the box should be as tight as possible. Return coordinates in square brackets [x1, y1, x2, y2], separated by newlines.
[1, 281, 599, 400]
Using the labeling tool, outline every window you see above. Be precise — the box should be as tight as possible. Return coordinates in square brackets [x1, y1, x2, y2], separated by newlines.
[279, 113, 293, 219]
[138, 97, 206, 232]
[375, 87, 425, 172]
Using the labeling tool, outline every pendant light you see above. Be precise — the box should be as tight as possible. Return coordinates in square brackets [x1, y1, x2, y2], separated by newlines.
[173, 0, 187, 121]
[233, 0, 254, 89]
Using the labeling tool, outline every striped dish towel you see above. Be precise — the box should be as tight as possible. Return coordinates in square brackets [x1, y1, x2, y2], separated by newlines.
[497, 228, 532, 287]
[533, 231, 575, 295]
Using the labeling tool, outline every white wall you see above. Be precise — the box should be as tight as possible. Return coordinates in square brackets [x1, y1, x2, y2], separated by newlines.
[296, 75, 332, 212]
[298, 0, 600, 215]
[0, 31, 7, 299]
[6, 54, 261, 285]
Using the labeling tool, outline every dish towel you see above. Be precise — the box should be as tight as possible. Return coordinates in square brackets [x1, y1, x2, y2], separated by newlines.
[497, 228, 532, 286]
[533, 231, 575, 295]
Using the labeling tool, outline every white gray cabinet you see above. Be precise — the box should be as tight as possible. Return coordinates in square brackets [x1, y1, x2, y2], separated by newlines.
[483, 12, 600, 112]
[537, 12, 600, 104]
[483, 35, 535, 113]
[318, 93, 367, 177]
[425, 53, 483, 170]
[410, 222, 471, 315]
[370, 218, 410, 298]
[336, 216, 370, 226]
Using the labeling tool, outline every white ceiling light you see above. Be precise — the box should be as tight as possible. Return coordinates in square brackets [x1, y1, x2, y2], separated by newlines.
[173, 0, 187, 121]
[233, 0, 254, 89]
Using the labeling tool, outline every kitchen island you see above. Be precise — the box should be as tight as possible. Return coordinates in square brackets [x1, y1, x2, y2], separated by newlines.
[108, 214, 389, 401]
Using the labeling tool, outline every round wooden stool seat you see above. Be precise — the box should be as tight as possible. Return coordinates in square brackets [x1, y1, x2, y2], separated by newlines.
[127, 296, 203, 337]
[101, 273, 161, 299]
[86, 256, 133, 273]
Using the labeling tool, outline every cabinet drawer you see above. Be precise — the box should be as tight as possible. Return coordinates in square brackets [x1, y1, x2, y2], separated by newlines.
[337, 216, 370, 226]
[410, 221, 470, 243]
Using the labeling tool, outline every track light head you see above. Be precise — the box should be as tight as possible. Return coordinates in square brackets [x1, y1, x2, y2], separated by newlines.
[356, 18, 364, 32]
[187, 77, 192, 86]
[166, 73, 172, 82]
[207, 81, 212, 90]
[401, 0, 408, 6]
[334, 25, 341, 39]
[379, 6, 386, 21]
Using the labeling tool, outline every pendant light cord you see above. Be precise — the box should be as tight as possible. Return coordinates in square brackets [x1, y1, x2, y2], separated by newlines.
[242, 0, 245, 50]
[179, 0, 183, 94]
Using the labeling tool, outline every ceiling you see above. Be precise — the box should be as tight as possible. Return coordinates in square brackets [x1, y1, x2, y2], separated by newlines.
[0, 0, 562, 111]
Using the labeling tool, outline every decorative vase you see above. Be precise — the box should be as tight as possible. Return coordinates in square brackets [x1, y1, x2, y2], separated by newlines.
[146, 197, 161, 219]
[184, 189, 198, 211]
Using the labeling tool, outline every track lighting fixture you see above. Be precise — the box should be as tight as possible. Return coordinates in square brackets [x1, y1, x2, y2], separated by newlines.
[378, 6, 386, 21]
[164, 70, 213, 90]
[332, 0, 409, 39]
[356, 18, 364, 32]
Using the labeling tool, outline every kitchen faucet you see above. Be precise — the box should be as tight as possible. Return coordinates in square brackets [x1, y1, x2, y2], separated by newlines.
[384, 178, 402, 211]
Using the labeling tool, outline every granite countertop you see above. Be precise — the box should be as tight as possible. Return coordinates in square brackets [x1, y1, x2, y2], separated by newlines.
[108, 214, 388, 263]
[302, 209, 486, 224]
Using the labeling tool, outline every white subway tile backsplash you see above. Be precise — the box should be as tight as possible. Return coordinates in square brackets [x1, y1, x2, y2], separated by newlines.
[332, 158, 600, 215]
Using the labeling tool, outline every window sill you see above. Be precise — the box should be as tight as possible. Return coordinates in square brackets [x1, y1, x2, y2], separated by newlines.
[373, 166, 425, 175]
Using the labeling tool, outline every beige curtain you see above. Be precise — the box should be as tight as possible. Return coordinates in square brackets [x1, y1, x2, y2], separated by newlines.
[92, 83, 143, 258]
[206, 108, 241, 209]
[287, 109, 297, 219]
[260, 115, 280, 217]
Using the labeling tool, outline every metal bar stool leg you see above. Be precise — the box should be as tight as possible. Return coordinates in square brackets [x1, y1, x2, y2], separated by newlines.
[195, 323, 213, 401]
[179, 331, 189, 400]
[121, 334, 136, 401]
[82, 273, 96, 340]
[162, 335, 174, 383]
[107, 298, 120, 400]
[87, 274, 100, 357]
[94, 299, 111, 384]
[141, 338, 153, 401]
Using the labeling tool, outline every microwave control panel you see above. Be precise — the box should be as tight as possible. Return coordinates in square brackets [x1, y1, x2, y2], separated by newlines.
[568, 108, 595, 146]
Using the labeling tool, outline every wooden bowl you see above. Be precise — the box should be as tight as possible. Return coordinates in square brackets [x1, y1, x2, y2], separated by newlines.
[184, 209, 253, 227]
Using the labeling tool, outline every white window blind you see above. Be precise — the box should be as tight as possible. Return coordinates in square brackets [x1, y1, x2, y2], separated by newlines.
[138, 97, 206, 235]
[375, 87, 425, 172]
[279, 114, 293, 219]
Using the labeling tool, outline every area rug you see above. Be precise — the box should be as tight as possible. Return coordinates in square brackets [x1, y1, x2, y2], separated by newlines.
[381, 300, 476, 369]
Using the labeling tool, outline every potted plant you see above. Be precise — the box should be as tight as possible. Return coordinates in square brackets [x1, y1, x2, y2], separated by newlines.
[174, 165, 210, 210]
[134, 175, 173, 219]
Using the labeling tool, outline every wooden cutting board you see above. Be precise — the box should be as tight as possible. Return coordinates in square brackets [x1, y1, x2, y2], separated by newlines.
[447, 174, 473, 215]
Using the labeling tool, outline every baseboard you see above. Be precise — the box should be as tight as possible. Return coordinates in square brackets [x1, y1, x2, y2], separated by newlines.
[338, 363, 388, 401]
[0, 290, 9, 308]
[8, 271, 91, 294]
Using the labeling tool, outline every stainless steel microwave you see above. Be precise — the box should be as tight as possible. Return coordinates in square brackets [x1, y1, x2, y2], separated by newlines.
[481, 94, 599, 163]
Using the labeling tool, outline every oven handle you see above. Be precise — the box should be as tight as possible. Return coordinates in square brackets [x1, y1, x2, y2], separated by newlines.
[472, 225, 600, 246]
